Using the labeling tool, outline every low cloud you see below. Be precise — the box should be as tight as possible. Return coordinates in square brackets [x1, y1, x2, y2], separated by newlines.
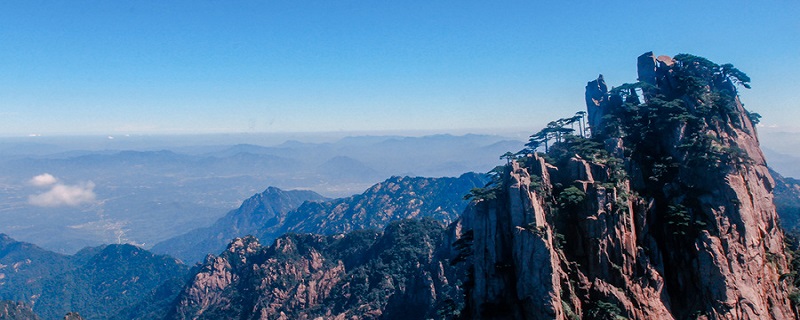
[29, 173, 58, 187]
[28, 175, 97, 207]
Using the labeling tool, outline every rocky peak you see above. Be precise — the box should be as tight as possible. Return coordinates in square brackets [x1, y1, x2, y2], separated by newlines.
[459, 52, 795, 319]
[585, 74, 609, 130]
[152, 187, 327, 263]
[167, 219, 461, 320]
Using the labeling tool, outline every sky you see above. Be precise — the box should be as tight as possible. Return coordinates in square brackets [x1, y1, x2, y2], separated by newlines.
[1, 1, 799, 136]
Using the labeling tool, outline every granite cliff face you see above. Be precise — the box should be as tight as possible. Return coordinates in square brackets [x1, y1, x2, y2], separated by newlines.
[458, 52, 796, 319]
[167, 219, 461, 320]
[155, 52, 798, 319]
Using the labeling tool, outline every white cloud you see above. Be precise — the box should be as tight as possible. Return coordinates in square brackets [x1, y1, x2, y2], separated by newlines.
[28, 181, 97, 207]
[29, 173, 58, 187]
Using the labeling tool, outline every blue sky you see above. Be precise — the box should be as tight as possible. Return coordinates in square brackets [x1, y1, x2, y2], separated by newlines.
[1, 1, 798, 136]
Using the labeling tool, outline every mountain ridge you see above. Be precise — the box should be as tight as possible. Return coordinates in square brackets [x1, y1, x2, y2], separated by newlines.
[153, 173, 488, 263]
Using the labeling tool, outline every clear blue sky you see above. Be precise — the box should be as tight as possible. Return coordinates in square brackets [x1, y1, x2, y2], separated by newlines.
[1, 1, 798, 136]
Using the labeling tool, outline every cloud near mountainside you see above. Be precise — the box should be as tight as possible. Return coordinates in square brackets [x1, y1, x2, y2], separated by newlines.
[28, 173, 97, 207]
[29, 173, 58, 187]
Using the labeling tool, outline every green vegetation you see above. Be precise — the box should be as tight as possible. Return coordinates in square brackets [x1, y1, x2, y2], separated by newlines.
[524, 113, 587, 153]
[459, 53, 774, 318]
[464, 166, 505, 202]
[602, 54, 757, 173]
[558, 186, 586, 209]
[784, 230, 800, 309]
[586, 300, 628, 320]
[451, 230, 474, 266]
[673, 54, 751, 92]
[186, 219, 462, 320]
[0, 236, 190, 320]
[548, 134, 607, 164]
[35, 244, 189, 320]
[665, 204, 691, 236]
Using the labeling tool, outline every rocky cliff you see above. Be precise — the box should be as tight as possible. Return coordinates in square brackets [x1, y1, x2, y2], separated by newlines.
[166, 219, 462, 320]
[457, 52, 796, 319]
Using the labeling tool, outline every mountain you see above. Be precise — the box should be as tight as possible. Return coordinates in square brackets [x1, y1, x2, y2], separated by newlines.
[764, 148, 800, 179]
[455, 52, 796, 318]
[772, 168, 800, 230]
[4, 52, 797, 319]
[154, 173, 487, 263]
[152, 188, 329, 263]
[34, 244, 189, 320]
[165, 219, 461, 320]
[276, 173, 487, 236]
[0, 234, 72, 304]
[0, 234, 189, 320]
[0, 133, 519, 254]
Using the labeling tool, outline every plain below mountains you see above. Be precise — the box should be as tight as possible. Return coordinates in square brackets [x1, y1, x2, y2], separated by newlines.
[0, 133, 521, 254]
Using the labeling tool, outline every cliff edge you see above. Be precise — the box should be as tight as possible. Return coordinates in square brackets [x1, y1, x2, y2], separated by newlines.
[459, 52, 795, 319]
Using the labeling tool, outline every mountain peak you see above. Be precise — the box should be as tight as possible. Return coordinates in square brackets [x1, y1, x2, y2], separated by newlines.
[462, 52, 794, 319]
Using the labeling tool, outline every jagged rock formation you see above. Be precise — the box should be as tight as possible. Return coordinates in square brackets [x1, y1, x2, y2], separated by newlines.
[166, 219, 462, 320]
[458, 52, 796, 319]
[152, 187, 329, 263]
[585, 74, 608, 130]
[155, 173, 487, 263]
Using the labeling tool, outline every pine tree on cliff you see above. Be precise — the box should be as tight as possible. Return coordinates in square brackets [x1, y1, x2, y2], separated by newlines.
[458, 52, 796, 319]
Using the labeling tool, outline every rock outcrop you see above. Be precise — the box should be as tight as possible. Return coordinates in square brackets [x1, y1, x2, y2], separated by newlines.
[459, 52, 796, 319]
[158, 52, 797, 320]
[167, 219, 462, 320]
[585, 74, 609, 130]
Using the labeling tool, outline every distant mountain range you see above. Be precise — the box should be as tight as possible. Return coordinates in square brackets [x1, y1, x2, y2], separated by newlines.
[0, 133, 521, 254]
[153, 173, 488, 263]
[0, 170, 489, 318]
[772, 168, 800, 230]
